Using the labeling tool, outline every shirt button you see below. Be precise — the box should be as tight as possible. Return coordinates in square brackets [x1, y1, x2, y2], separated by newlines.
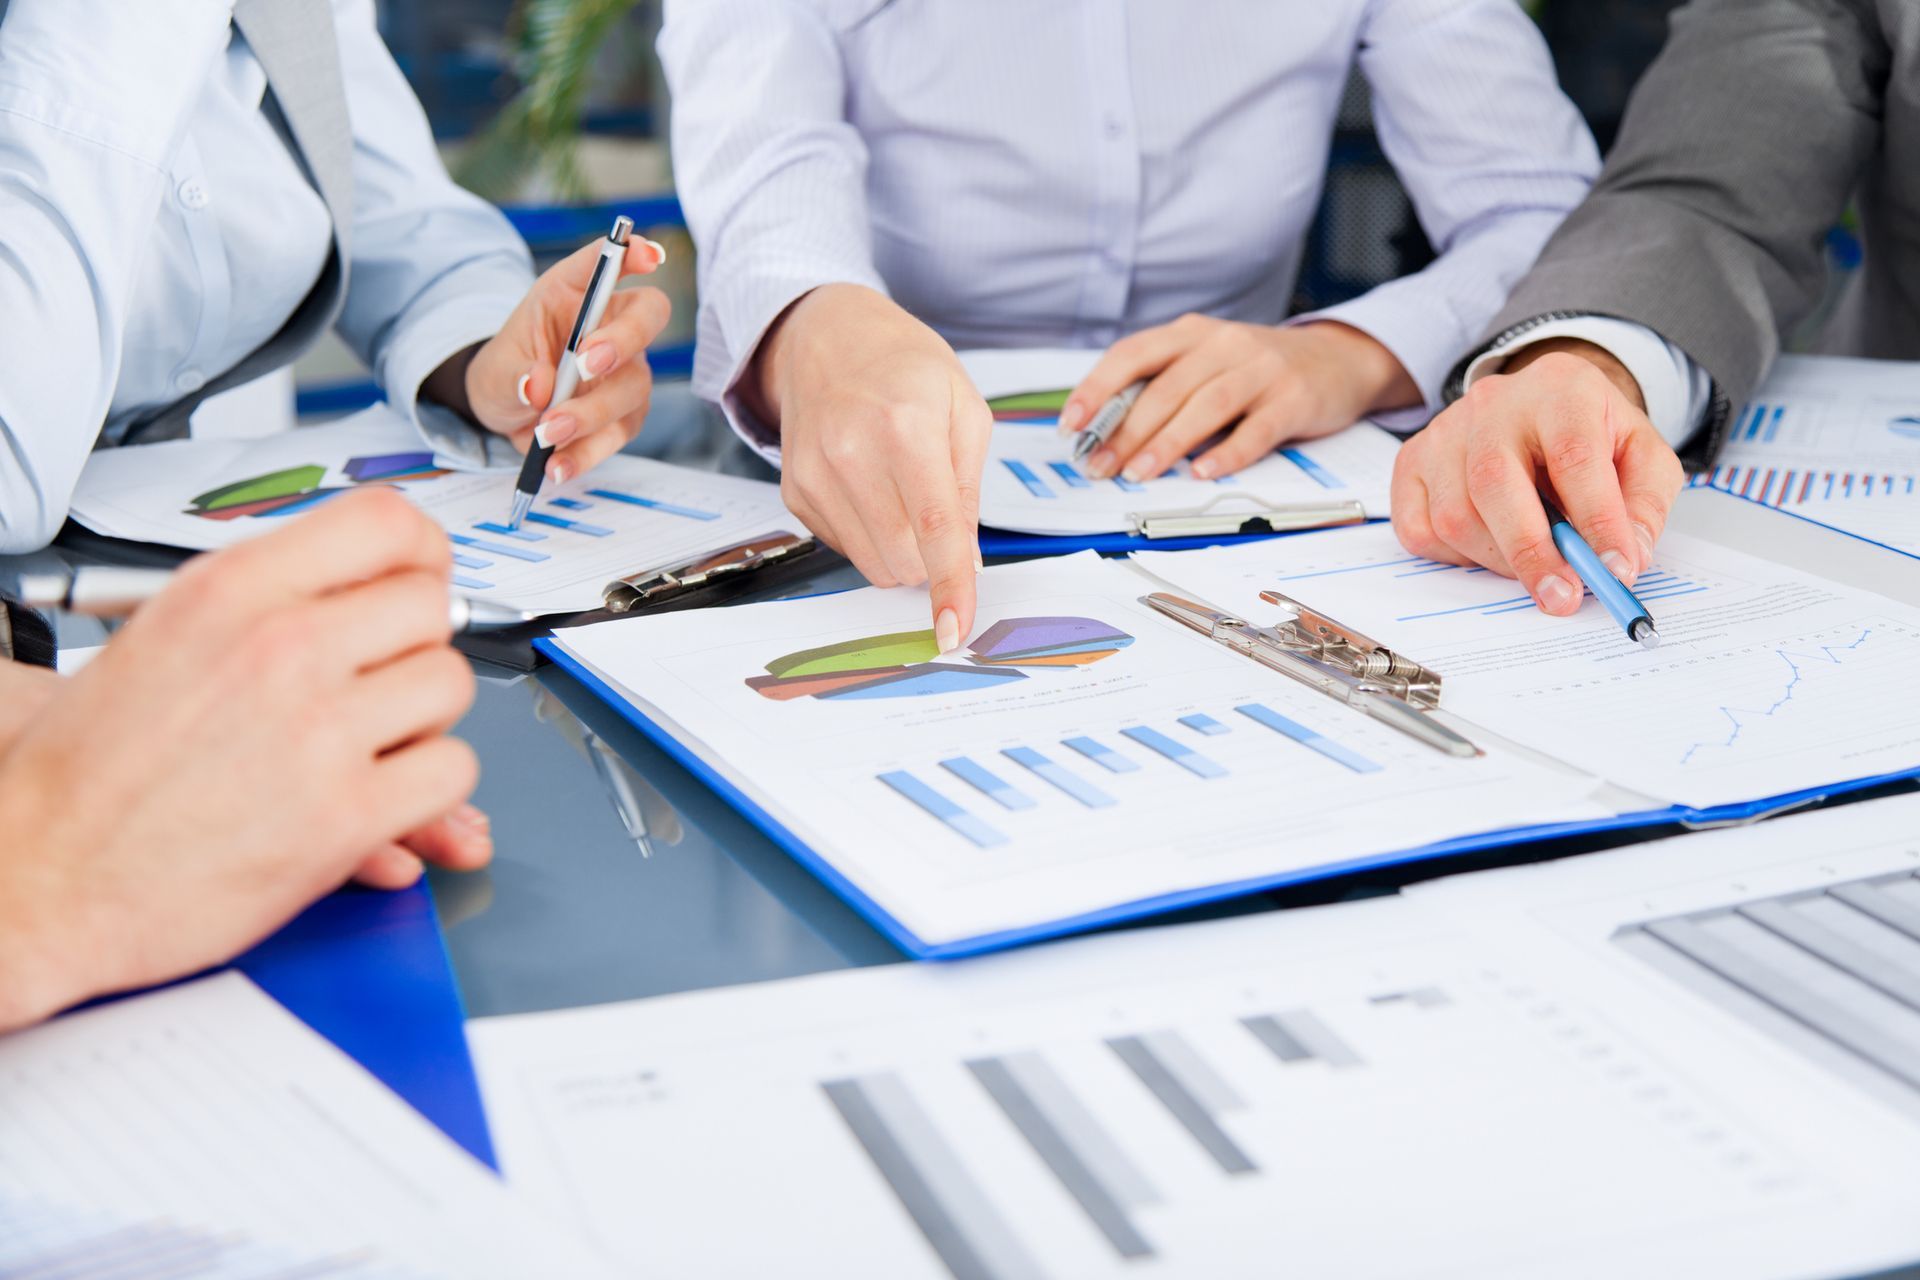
[1103, 115, 1126, 140]
[177, 179, 211, 211]
[1101, 250, 1127, 272]
[174, 368, 207, 394]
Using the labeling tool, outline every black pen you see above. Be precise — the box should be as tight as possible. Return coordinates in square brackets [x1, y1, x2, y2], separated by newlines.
[506, 215, 633, 530]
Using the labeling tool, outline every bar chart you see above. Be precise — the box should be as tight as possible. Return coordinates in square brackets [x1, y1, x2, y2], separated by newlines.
[873, 698, 1429, 850]
[1615, 867, 1920, 1119]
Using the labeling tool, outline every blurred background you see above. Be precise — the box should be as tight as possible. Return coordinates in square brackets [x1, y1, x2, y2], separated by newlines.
[290, 0, 1743, 449]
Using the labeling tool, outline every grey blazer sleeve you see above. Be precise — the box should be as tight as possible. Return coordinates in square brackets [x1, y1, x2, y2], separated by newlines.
[1457, 0, 1890, 465]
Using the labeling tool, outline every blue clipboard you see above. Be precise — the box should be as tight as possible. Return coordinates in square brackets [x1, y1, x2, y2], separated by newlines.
[538, 636, 1920, 962]
[234, 880, 493, 1167]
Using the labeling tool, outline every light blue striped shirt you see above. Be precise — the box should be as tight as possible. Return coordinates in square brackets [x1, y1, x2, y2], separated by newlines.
[660, 0, 1600, 451]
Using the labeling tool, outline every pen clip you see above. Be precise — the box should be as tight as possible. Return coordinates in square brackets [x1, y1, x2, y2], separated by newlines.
[1257, 588, 1444, 708]
[1127, 493, 1368, 540]
[602, 531, 815, 613]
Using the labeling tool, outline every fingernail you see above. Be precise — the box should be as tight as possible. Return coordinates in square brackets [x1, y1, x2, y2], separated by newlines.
[576, 342, 614, 380]
[514, 371, 533, 407]
[935, 608, 961, 655]
[1632, 520, 1656, 567]
[547, 458, 571, 486]
[1600, 549, 1634, 584]
[535, 414, 576, 449]
[1086, 448, 1117, 479]
[1058, 400, 1087, 433]
[646, 238, 668, 267]
[454, 803, 490, 831]
[1191, 457, 1215, 480]
[1121, 453, 1157, 483]
[975, 548, 985, 573]
[1535, 574, 1579, 614]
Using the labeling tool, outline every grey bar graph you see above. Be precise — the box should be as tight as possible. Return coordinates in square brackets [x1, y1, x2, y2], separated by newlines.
[1243, 1011, 1364, 1068]
[966, 1054, 1155, 1259]
[1108, 1032, 1257, 1175]
[1616, 868, 1920, 1111]
[822, 1075, 1045, 1280]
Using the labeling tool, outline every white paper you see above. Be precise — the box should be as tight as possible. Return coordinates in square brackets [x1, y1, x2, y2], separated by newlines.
[1139, 519, 1920, 810]
[958, 347, 1105, 402]
[981, 418, 1401, 536]
[472, 869, 1920, 1280]
[0, 972, 614, 1278]
[549, 552, 1610, 948]
[1693, 354, 1920, 552]
[69, 406, 799, 615]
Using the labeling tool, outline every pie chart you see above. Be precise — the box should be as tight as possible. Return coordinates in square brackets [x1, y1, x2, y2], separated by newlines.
[747, 616, 1135, 702]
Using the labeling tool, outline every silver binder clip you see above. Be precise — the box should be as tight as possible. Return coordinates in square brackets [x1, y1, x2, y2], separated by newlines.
[1126, 493, 1368, 539]
[602, 531, 815, 613]
[1142, 591, 1477, 756]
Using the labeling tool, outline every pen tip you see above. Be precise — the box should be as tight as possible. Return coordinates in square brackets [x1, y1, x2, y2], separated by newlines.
[1632, 620, 1661, 650]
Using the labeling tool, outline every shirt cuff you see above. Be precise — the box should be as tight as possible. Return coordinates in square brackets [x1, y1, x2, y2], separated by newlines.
[1462, 316, 1712, 450]
[378, 280, 529, 471]
[705, 266, 892, 466]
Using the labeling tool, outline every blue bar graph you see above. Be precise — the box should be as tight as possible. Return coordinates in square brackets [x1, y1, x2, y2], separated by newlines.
[1179, 713, 1230, 736]
[452, 552, 491, 570]
[939, 757, 1037, 811]
[525, 512, 614, 536]
[451, 574, 494, 591]
[1002, 747, 1117, 808]
[1121, 726, 1228, 778]
[1764, 405, 1785, 442]
[1047, 461, 1093, 489]
[450, 533, 549, 563]
[1111, 476, 1146, 493]
[1236, 704, 1382, 774]
[549, 497, 593, 511]
[1279, 447, 1342, 489]
[879, 771, 1008, 848]
[1003, 459, 1053, 499]
[1063, 736, 1141, 774]
[473, 521, 546, 542]
[588, 488, 722, 521]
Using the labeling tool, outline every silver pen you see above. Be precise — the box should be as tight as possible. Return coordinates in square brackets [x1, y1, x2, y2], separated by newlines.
[1143, 593, 1481, 758]
[14, 565, 534, 632]
[1069, 378, 1148, 463]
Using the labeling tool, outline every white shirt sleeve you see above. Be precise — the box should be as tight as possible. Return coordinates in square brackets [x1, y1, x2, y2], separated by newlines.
[1290, 0, 1601, 430]
[1459, 315, 1715, 450]
[328, 0, 535, 470]
[0, 0, 236, 553]
[657, 0, 891, 463]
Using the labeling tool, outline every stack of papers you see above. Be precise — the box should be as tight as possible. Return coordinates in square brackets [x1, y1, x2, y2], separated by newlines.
[68, 406, 799, 615]
[1691, 354, 1920, 552]
[541, 487, 1920, 955]
[0, 973, 614, 1277]
[470, 793, 1920, 1279]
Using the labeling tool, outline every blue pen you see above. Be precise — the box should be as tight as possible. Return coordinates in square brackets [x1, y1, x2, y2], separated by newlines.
[1541, 497, 1661, 649]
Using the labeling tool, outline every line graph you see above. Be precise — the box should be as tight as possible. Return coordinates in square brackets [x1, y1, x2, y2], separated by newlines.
[1678, 628, 1873, 765]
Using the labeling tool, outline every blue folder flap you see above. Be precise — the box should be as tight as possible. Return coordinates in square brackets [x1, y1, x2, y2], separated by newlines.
[538, 637, 1920, 963]
[979, 518, 1388, 558]
[233, 880, 493, 1168]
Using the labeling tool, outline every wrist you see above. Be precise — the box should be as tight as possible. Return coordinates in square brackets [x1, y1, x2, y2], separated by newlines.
[423, 342, 484, 423]
[0, 783, 83, 1031]
[1503, 338, 1648, 413]
[746, 284, 897, 427]
[1293, 321, 1420, 417]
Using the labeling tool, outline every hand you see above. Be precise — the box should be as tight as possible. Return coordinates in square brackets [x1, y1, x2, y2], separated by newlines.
[444, 235, 673, 487]
[0, 489, 483, 1030]
[1060, 316, 1420, 482]
[0, 661, 61, 753]
[1390, 340, 1686, 615]
[750, 284, 987, 652]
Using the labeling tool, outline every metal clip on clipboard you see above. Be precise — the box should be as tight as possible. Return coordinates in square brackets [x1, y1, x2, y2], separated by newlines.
[1127, 493, 1368, 539]
[1142, 589, 1479, 757]
[602, 531, 816, 613]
